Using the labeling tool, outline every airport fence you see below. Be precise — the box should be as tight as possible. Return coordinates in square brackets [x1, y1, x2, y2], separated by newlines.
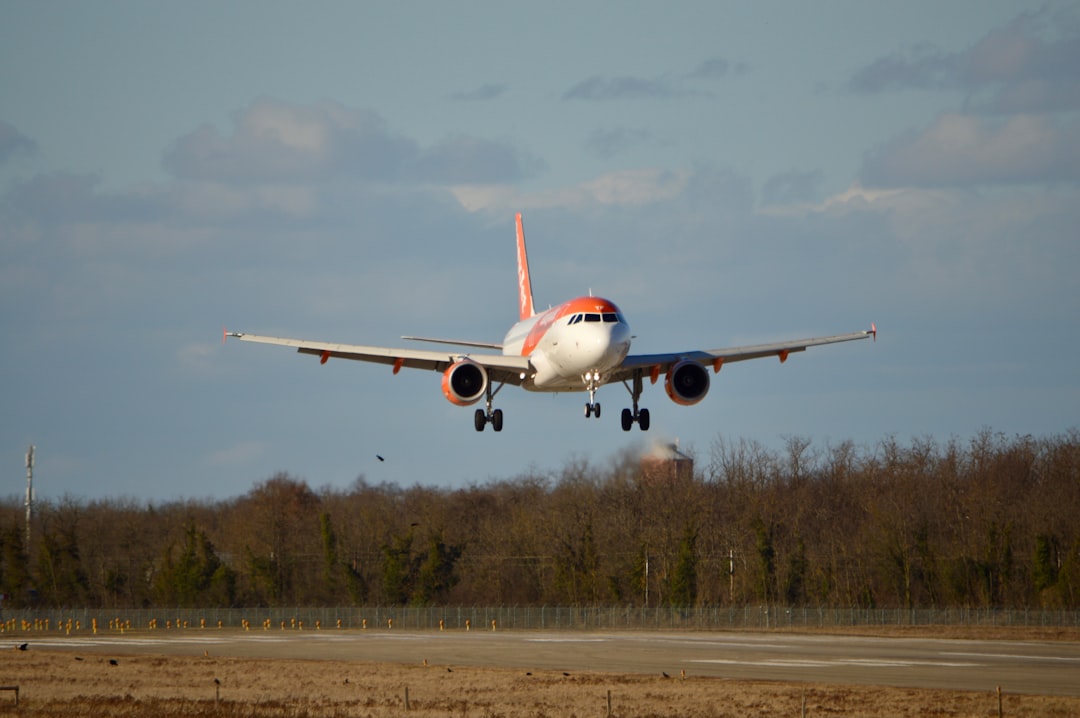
[3, 605, 1079, 634]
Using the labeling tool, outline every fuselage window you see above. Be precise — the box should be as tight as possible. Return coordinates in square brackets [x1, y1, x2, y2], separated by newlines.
[602, 313, 618, 322]
[584, 313, 602, 322]
[568, 314, 582, 325]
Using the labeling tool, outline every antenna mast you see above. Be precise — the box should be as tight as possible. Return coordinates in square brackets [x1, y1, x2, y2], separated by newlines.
[25, 445, 34, 549]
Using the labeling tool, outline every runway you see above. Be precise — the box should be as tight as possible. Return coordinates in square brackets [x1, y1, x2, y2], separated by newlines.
[25, 629, 1080, 696]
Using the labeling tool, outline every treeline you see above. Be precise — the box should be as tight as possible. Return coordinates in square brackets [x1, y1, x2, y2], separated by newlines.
[2, 429, 1078, 610]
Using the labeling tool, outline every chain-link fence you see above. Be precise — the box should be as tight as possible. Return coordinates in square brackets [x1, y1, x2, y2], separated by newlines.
[4, 605, 1079, 634]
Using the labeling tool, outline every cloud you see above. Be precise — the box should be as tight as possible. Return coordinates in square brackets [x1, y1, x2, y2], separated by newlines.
[162, 97, 540, 187]
[687, 56, 730, 80]
[761, 169, 824, 205]
[848, 42, 956, 93]
[861, 112, 1080, 188]
[686, 56, 748, 80]
[448, 167, 692, 215]
[3, 171, 165, 225]
[409, 135, 544, 184]
[564, 56, 745, 102]
[585, 127, 661, 159]
[563, 75, 688, 101]
[162, 98, 418, 183]
[448, 83, 508, 102]
[0, 121, 37, 164]
[848, 9, 1080, 114]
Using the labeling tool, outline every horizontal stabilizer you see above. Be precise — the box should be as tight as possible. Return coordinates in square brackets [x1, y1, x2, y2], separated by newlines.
[402, 336, 504, 350]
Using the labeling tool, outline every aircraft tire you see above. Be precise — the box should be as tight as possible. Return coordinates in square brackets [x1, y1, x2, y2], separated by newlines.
[474, 409, 486, 432]
[621, 408, 633, 431]
[492, 409, 503, 432]
[638, 408, 650, 431]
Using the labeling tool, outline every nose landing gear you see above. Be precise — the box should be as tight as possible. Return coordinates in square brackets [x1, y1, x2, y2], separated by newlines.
[583, 371, 602, 419]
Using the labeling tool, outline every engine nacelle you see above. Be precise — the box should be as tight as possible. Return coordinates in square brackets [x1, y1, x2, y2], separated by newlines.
[665, 360, 710, 406]
[441, 359, 488, 406]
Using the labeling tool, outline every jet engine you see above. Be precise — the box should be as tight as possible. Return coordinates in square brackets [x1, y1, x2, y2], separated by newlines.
[665, 360, 710, 406]
[441, 359, 488, 406]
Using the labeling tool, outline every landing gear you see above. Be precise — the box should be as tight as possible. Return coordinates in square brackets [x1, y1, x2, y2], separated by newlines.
[620, 371, 650, 431]
[583, 371, 602, 420]
[474, 407, 504, 432]
[474, 382, 505, 432]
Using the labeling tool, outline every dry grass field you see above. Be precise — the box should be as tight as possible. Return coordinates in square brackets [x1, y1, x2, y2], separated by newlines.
[1, 627, 1078, 717]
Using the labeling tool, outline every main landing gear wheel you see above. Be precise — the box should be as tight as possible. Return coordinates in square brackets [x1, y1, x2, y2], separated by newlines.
[620, 370, 650, 431]
[474, 408, 504, 432]
[621, 407, 650, 431]
[585, 402, 601, 418]
[474, 382, 505, 432]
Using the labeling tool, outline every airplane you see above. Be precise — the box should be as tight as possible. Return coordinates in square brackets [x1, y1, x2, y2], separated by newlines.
[226, 213, 875, 432]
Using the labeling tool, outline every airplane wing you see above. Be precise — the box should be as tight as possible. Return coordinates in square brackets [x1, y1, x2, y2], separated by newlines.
[226, 332, 532, 386]
[610, 326, 876, 383]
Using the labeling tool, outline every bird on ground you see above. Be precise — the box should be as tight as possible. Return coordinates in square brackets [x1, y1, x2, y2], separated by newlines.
[108, 659, 119, 666]
[16, 643, 27, 651]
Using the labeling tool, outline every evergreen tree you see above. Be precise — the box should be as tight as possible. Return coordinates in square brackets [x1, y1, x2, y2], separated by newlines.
[753, 517, 776, 602]
[669, 524, 698, 607]
[411, 533, 462, 606]
[0, 524, 31, 608]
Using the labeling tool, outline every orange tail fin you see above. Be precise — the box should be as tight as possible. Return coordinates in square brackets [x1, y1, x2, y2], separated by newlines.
[515, 212, 535, 320]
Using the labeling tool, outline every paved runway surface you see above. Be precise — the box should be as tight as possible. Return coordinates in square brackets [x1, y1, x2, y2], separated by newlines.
[25, 630, 1080, 696]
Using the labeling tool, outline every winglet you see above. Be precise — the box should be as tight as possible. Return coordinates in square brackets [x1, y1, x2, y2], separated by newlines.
[870, 322, 877, 342]
[515, 212, 535, 321]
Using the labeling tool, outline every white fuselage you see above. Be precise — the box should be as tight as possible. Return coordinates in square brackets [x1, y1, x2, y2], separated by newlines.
[502, 296, 632, 392]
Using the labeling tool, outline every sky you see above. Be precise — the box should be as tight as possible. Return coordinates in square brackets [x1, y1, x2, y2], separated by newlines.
[2, 1, 1078, 501]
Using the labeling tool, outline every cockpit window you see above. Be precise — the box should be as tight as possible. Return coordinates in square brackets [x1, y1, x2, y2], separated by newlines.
[569, 311, 625, 325]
